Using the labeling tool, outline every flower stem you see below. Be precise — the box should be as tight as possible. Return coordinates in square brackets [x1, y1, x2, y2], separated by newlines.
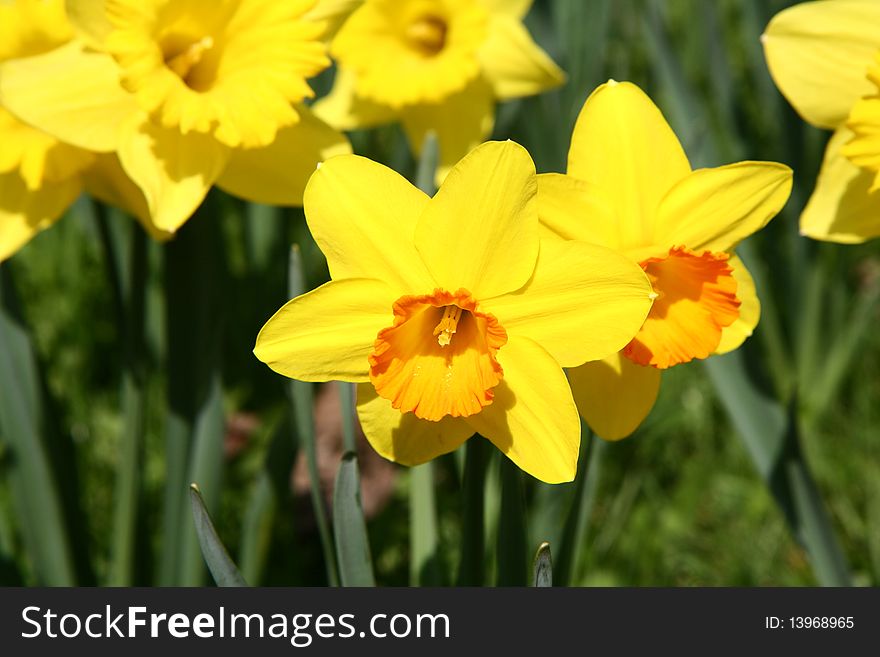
[456, 436, 489, 585]
[159, 199, 227, 585]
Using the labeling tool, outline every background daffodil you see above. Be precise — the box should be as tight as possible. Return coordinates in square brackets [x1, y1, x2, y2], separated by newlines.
[0, 0, 350, 234]
[763, 0, 880, 243]
[538, 81, 793, 441]
[0, 0, 155, 261]
[255, 140, 654, 483]
[314, 0, 565, 184]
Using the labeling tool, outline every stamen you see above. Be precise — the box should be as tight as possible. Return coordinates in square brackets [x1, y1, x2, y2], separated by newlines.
[405, 15, 447, 56]
[166, 36, 214, 79]
[433, 305, 462, 347]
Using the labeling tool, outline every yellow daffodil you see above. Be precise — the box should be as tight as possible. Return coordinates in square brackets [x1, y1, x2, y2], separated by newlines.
[314, 0, 565, 184]
[538, 81, 793, 440]
[763, 0, 880, 243]
[0, 0, 155, 261]
[0, 0, 350, 234]
[254, 141, 654, 483]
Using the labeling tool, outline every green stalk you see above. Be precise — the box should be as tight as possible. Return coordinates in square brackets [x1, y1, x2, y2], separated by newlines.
[456, 436, 489, 585]
[288, 246, 339, 586]
[407, 130, 444, 588]
[338, 382, 357, 454]
[98, 215, 148, 587]
[410, 462, 442, 585]
[555, 427, 603, 586]
[496, 456, 527, 586]
[159, 201, 226, 585]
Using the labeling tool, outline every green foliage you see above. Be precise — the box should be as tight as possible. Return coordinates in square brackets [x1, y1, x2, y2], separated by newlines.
[0, 0, 877, 588]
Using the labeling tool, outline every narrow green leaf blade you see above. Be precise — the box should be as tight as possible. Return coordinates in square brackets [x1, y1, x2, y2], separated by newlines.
[706, 350, 851, 585]
[0, 266, 76, 585]
[532, 542, 552, 587]
[189, 484, 248, 587]
[333, 452, 375, 587]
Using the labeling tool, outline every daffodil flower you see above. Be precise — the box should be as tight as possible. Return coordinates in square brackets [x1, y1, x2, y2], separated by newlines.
[763, 0, 880, 243]
[0, 0, 154, 261]
[313, 0, 565, 184]
[254, 141, 654, 483]
[538, 81, 793, 440]
[0, 0, 351, 234]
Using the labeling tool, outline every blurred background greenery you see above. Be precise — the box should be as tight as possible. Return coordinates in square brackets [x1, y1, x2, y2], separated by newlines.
[1, 0, 878, 587]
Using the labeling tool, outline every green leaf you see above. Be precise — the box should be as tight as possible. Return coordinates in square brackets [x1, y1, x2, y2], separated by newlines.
[705, 350, 851, 586]
[532, 542, 553, 587]
[189, 484, 248, 587]
[333, 452, 375, 587]
[0, 265, 76, 585]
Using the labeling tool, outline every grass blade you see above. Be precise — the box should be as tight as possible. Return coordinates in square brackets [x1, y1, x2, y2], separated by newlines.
[0, 266, 76, 585]
[333, 452, 375, 587]
[532, 542, 552, 587]
[705, 350, 851, 585]
[190, 484, 248, 587]
[238, 471, 276, 585]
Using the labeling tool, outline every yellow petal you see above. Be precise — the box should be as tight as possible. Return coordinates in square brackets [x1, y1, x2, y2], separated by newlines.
[254, 278, 397, 383]
[356, 383, 473, 466]
[401, 76, 495, 186]
[762, 0, 880, 129]
[303, 154, 435, 292]
[312, 67, 398, 131]
[482, 239, 653, 368]
[567, 353, 661, 441]
[414, 140, 538, 299]
[303, 0, 365, 40]
[0, 0, 71, 60]
[801, 126, 880, 243]
[479, 14, 565, 100]
[537, 172, 622, 250]
[82, 153, 171, 242]
[480, 0, 533, 18]
[64, 0, 113, 50]
[567, 81, 691, 252]
[464, 335, 580, 484]
[118, 116, 230, 233]
[0, 41, 138, 152]
[655, 162, 793, 253]
[715, 255, 760, 355]
[217, 106, 350, 207]
[0, 171, 79, 262]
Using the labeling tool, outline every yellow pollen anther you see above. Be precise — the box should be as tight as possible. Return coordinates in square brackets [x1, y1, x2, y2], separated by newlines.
[433, 305, 462, 347]
[166, 36, 214, 79]
[405, 15, 447, 57]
